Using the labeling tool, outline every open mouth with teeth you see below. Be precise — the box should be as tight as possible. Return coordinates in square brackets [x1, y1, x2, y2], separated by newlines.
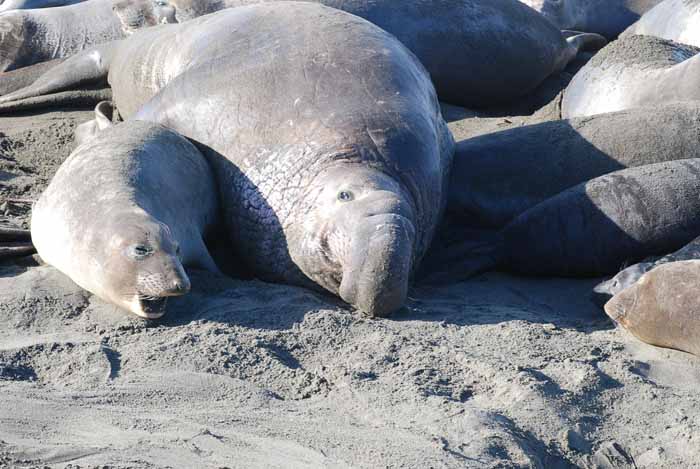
[135, 297, 169, 319]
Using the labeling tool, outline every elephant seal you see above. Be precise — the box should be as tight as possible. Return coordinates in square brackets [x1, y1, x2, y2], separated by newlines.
[154, 0, 606, 108]
[429, 159, 700, 281]
[0, 0, 85, 13]
[32, 111, 220, 318]
[562, 35, 700, 118]
[5, 3, 453, 317]
[604, 260, 700, 357]
[0, 0, 174, 72]
[593, 235, 700, 305]
[519, 0, 662, 38]
[448, 103, 700, 229]
[621, 0, 700, 47]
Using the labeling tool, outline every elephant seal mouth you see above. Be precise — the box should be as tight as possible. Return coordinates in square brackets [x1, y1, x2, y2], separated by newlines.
[137, 297, 169, 319]
[338, 215, 416, 317]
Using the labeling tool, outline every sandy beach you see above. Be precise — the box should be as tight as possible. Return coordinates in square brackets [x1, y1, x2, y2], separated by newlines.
[0, 84, 699, 468]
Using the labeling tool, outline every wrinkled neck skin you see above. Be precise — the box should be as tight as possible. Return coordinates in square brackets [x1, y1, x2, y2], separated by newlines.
[285, 162, 418, 317]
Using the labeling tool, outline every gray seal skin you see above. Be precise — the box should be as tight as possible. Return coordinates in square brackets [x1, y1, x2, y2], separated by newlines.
[562, 35, 700, 118]
[501, 159, 700, 277]
[5, 3, 453, 317]
[0, 0, 85, 13]
[604, 260, 700, 357]
[432, 159, 700, 281]
[448, 103, 700, 229]
[594, 235, 700, 304]
[31, 112, 220, 319]
[621, 0, 700, 47]
[159, 0, 606, 108]
[518, 0, 662, 38]
[0, 0, 175, 72]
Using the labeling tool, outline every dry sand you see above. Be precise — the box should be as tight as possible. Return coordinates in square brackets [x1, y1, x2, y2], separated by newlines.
[0, 84, 699, 468]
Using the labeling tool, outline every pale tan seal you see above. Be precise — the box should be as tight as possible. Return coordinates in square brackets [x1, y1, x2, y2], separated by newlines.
[32, 105, 219, 318]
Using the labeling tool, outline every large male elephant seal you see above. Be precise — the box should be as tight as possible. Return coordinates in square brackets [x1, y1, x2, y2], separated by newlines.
[4, 3, 453, 317]
[447, 103, 700, 228]
[621, 0, 700, 47]
[32, 114, 220, 318]
[604, 260, 700, 357]
[518, 0, 662, 38]
[150, 0, 605, 108]
[562, 35, 700, 118]
[0, 0, 174, 72]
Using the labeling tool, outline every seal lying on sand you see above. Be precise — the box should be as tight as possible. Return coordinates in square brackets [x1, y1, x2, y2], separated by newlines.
[31, 113, 220, 318]
[604, 260, 700, 357]
[621, 0, 700, 47]
[519, 0, 662, 38]
[429, 159, 700, 282]
[0, 0, 174, 72]
[5, 3, 453, 317]
[139, 0, 606, 107]
[593, 236, 700, 305]
[448, 103, 700, 228]
[562, 35, 700, 118]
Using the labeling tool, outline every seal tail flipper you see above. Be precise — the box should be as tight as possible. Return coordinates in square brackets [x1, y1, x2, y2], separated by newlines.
[0, 225, 35, 259]
[557, 32, 608, 72]
[0, 57, 67, 96]
[417, 229, 504, 284]
[0, 41, 118, 108]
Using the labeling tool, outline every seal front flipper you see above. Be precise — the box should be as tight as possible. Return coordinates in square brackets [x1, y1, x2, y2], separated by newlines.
[417, 227, 503, 284]
[0, 225, 35, 259]
[0, 42, 117, 107]
[555, 32, 608, 72]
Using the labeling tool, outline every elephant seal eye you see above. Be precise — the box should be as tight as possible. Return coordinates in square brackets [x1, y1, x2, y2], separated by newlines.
[337, 191, 354, 202]
[131, 245, 153, 259]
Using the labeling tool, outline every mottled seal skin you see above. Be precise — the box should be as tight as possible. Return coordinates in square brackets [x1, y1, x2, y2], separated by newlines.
[622, 0, 700, 47]
[0, 0, 174, 72]
[0, 0, 85, 13]
[562, 35, 700, 118]
[605, 260, 700, 357]
[448, 104, 700, 229]
[594, 235, 700, 304]
[519, 0, 662, 38]
[31, 115, 220, 318]
[159, 0, 606, 108]
[8, 3, 453, 317]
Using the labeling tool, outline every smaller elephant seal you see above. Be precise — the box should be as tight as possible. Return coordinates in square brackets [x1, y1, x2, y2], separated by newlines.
[154, 0, 606, 108]
[519, 0, 662, 38]
[604, 260, 700, 357]
[429, 159, 700, 281]
[0, 0, 174, 72]
[562, 35, 700, 118]
[621, 0, 700, 47]
[593, 235, 700, 304]
[448, 103, 700, 229]
[32, 105, 220, 318]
